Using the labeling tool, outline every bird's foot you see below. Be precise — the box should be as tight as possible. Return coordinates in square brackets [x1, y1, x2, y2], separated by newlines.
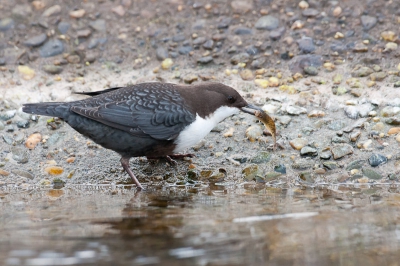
[168, 153, 196, 159]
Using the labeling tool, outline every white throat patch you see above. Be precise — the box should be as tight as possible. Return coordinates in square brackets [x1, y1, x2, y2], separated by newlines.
[173, 106, 239, 153]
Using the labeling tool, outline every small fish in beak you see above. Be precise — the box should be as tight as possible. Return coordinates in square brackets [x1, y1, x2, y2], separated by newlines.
[241, 105, 277, 150]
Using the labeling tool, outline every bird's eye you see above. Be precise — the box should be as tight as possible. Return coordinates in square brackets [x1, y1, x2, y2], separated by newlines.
[227, 96, 235, 103]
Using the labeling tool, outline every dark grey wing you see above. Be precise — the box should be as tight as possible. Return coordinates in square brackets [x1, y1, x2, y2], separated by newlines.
[70, 84, 196, 140]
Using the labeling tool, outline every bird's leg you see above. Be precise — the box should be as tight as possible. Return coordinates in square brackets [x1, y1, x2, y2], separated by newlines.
[120, 157, 144, 190]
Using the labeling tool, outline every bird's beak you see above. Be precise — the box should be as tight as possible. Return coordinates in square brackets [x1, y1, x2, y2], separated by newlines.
[241, 104, 263, 115]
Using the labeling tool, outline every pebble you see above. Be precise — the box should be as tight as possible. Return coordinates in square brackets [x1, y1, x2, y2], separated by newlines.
[274, 164, 286, 174]
[381, 31, 397, 42]
[344, 104, 374, 119]
[11, 147, 29, 163]
[0, 169, 10, 176]
[302, 8, 319, 17]
[44, 166, 64, 175]
[12, 4, 32, 19]
[381, 106, 400, 117]
[268, 77, 279, 87]
[362, 168, 382, 180]
[269, 27, 286, 40]
[183, 74, 198, 84]
[43, 65, 63, 74]
[292, 158, 314, 170]
[240, 69, 254, 80]
[255, 15, 279, 30]
[249, 151, 271, 164]
[368, 153, 388, 167]
[300, 146, 318, 157]
[112, 5, 125, 16]
[346, 160, 365, 170]
[304, 66, 318, 76]
[331, 144, 353, 159]
[24, 33, 47, 47]
[39, 39, 64, 58]
[197, 56, 213, 64]
[178, 45, 192, 55]
[87, 39, 99, 49]
[289, 54, 323, 74]
[223, 127, 235, 137]
[18, 66, 35, 80]
[385, 117, 400, 125]
[351, 66, 373, 77]
[319, 151, 332, 160]
[57, 21, 70, 34]
[242, 164, 260, 181]
[254, 79, 269, 88]
[234, 27, 252, 35]
[297, 37, 315, 53]
[323, 161, 338, 170]
[361, 15, 377, 30]
[230, 52, 250, 64]
[16, 120, 29, 128]
[245, 125, 263, 142]
[289, 138, 308, 150]
[285, 105, 307, 115]
[350, 131, 361, 142]
[12, 170, 34, 179]
[42, 5, 61, 17]
[69, 9, 86, 18]
[357, 139, 372, 149]
[0, 18, 14, 31]
[89, 19, 106, 32]
[25, 133, 42, 149]
[370, 72, 387, 81]
[161, 58, 173, 70]
[231, 0, 253, 14]
[202, 40, 214, 50]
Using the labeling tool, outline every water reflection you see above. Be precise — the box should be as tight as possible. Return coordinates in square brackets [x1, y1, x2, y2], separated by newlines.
[1, 184, 400, 265]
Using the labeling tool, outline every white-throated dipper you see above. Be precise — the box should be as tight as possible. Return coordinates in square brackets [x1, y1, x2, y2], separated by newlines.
[23, 82, 263, 190]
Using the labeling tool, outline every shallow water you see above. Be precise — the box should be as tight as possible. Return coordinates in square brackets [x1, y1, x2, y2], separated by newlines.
[1, 183, 400, 266]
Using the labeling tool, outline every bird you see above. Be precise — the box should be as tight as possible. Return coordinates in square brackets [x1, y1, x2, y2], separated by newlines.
[23, 82, 263, 190]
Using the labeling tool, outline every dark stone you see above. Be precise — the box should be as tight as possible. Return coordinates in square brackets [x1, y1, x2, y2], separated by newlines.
[197, 56, 213, 64]
[202, 40, 214, 50]
[39, 39, 64, 58]
[57, 21, 70, 34]
[302, 8, 319, 17]
[87, 38, 99, 49]
[178, 46, 193, 55]
[172, 34, 185, 42]
[156, 46, 169, 60]
[245, 45, 259, 55]
[368, 153, 388, 167]
[274, 164, 286, 174]
[24, 33, 47, 47]
[217, 17, 231, 29]
[233, 27, 253, 35]
[361, 15, 377, 30]
[297, 37, 315, 53]
[289, 54, 323, 74]
[269, 26, 285, 40]
[193, 37, 206, 46]
[16, 120, 30, 128]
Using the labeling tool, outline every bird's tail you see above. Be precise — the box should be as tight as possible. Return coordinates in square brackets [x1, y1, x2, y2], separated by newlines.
[22, 102, 71, 119]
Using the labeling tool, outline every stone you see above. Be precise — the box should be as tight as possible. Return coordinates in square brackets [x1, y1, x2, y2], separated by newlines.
[368, 153, 388, 167]
[39, 39, 64, 58]
[42, 5, 61, 17]
[300, 146, 318, 157]
[24, 33, 47, 47]
[331, 144, 353, 159]
[255, 15, 279, 30]
[197, 56, 213, 64]
[0, 18, 14, 31]
[89, 19, 106, 32]
[249, 151, 271, 164]
[361, 15, 377, 30]
[362, 168, 382, 180]
[246, 125, 263, 142]
[297, 37, 315, 53]
[289, 138, 308, 150]
[242, 164, 260, 181]
[43, 65, 63, 74]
